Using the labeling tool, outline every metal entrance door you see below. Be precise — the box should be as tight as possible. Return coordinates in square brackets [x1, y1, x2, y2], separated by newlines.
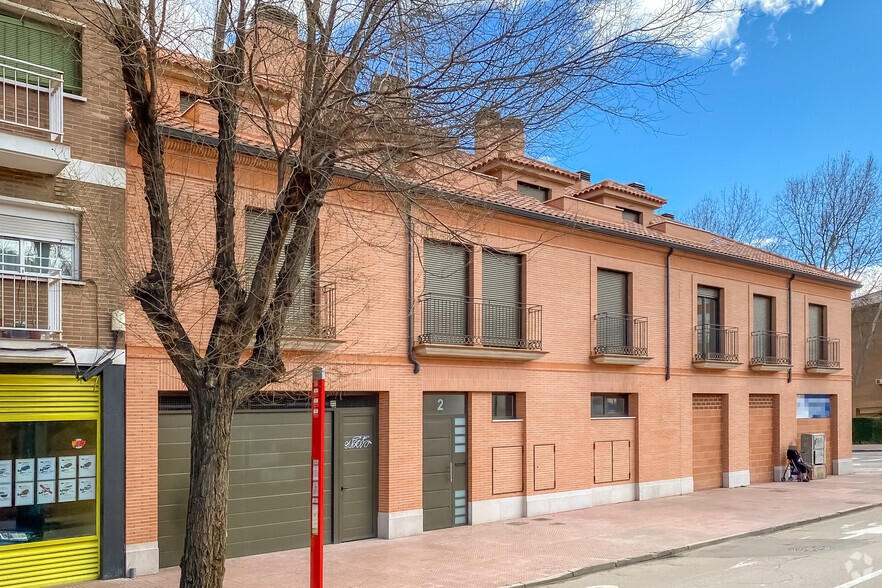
[422, 394, 467, 531]
[335, 409, 378, 542]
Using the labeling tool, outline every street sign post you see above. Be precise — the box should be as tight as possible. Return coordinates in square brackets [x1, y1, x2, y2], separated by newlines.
[310, 367, 325, 588]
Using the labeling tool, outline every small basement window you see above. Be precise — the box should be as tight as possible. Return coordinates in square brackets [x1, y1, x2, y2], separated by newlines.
[517, 181, 549, 203]
[591, 394, 629, 418]
[492, 393, 516, 420]
[620, 208, 641, 223]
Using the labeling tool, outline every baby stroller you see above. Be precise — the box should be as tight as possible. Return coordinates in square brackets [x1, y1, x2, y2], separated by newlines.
[781, 447, 812, 482]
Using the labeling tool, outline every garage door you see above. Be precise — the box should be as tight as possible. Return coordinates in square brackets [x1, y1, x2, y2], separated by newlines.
[158, 409, 332, 568]
[692, 395, 723, 491]
[749, 395, 775, 483]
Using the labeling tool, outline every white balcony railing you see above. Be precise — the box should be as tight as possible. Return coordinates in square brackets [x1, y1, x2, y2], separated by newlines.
[0, 269, 63, 340]
[1, 55, 64, 142]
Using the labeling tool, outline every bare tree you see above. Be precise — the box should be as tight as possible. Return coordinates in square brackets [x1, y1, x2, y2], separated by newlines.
[68, 0, 739, 585]
[680, 184, 769, 245]
[771, 152, 882, 279]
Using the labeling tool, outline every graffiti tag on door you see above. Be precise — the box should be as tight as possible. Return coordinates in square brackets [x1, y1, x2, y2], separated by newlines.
[344, 435, 372, 450]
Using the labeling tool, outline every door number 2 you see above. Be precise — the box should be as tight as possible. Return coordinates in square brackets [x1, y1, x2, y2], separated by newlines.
[437, 398, 444, 411]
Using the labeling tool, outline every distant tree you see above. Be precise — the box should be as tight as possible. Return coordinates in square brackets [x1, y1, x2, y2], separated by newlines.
[680, 184, 769, 245]
[771, 152, 882, 279]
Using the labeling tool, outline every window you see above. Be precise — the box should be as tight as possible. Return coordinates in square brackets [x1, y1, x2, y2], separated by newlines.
[0, 13, 82, 94]
[797, 395, 830, 419]
[422, 240, 469, 345]
[492, 393, 516, 420]
[808, 304, 827, 338]
[0, 199, 79, 279]
[179, 92, 202, 112]
[620, 208, 641, 223]
[753, 295, 774, 360]
[517, 181, 549, 202]
[482, 250, 521, 348]
[591, 394, 629, 418]
[596, 269, 634, 354]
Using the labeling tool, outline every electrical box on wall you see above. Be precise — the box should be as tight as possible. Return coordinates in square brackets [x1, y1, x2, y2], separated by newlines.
[111, 310, 126, 333]
[801, 433, 825, 466]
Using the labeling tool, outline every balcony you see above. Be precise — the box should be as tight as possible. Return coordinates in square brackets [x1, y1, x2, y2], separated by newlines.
[590, 313, 651, 365]
[0, 269, 68, 363]
[414, 294, 545, 360]
[805, 336, 841, 373]
[0, 55, 70, 175]
[693, 324, 740, 369]
[281, 282, 341, 352]
[749, 330, 791, 372]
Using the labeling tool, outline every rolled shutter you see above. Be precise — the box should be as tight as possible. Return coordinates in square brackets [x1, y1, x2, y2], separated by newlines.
[753, 296, 772, 332]
[422, 241, 468, 344]
[808, 304, 825, 338]
[697, 286, 719, 300]
[244, 209, 315, 334]
[0, 209, 78, 243]
[482, 251, 521, 347]
[0, 13, 82, 93]
[596, 270, 627, 316]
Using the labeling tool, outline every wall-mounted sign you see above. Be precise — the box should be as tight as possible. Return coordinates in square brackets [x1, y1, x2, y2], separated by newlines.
[57, 480, 76, 503]
[344, 435, 373, 450]
[0, 460, 10, 484]
[78, 477, 96, 501]
[58, 457, 77, 479]
[37, 458, 56, 481]
[0, 484, 11, 508]
[15, 459, 34, 482]
[37, 481, 56, 504]
[14, 483, 33, 506]
[71, 439, 86, 450]
[78, 455, 96, 478]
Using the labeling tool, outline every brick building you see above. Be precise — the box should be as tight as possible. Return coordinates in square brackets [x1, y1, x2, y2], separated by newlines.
[0, 0, 127, 585]
[120, 50, 857, 576]
[852, 290, 882, 417]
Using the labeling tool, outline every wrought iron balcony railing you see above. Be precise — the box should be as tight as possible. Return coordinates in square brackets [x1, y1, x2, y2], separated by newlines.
[0, 269, 63, 340]
[593, 312, 648, 356]
[694, 324, 738, 362]
[1, 55, 64, 141]
[750, 330, 791, 365]
[806, 336, 840, 369]
[417, 294, 542, 350]
[283, 282, 337, 340]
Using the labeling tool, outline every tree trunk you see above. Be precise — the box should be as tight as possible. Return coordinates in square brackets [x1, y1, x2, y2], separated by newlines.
[179, 387, 236, 588]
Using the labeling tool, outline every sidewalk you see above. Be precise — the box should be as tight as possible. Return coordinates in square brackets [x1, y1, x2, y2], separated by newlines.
[71, 464, 882, 588]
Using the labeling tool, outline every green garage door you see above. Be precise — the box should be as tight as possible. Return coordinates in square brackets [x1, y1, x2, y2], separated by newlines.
[158, 409, 333, 568]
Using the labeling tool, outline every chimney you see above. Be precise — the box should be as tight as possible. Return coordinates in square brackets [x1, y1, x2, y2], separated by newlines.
[627, 182, 646, 192]
[254, 4, 298, 30]
[474, 109, 525, 158]
[660, 212, 675, 219]
[578, 170, 591, 183]
[370, 74, 412, 121]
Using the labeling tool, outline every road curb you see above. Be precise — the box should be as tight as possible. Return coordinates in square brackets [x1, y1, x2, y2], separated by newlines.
[503, 501, 882, 588]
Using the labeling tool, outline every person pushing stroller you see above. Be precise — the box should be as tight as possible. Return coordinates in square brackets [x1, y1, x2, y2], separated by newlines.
[783, 443, 811, 482]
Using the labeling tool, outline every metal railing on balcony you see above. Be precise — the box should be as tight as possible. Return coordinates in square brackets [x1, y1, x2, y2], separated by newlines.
[750, 330, 791, 365]
[694, 324, 738, 362]
[806, 336, 840, 369]
[283, 282, 337, 340]
[0, 269, 63, 340]
[1, 55, 64, 141]
[417, 294, 542, 350]
[593, 313, 648, 356]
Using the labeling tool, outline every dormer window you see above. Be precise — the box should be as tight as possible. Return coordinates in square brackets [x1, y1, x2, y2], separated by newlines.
[517, 181, 549, 203]
[621, 208, 641, 223]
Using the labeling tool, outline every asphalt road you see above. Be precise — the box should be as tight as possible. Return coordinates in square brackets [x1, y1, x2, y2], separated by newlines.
[550, 451, 882, 588]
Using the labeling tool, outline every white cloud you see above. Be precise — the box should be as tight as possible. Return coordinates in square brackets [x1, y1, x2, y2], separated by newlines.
[730, 41, 748, 72]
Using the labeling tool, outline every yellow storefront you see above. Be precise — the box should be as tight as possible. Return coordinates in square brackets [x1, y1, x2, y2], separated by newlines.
[0, 375, 102, 587]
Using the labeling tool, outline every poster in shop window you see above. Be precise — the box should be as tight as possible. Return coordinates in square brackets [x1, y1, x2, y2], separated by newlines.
[37, 481, 56, 504]
[78, 477, 96, 501]
[38, 458, 56, 481]
[58, 456, 77, 479]
[57, 479, 76, 503]
[0, 460, 11, 484]
[14, 482, 34, 506]
[78, 455, 96, 478]
[15, 459, 34, 482]
[0, 484, 11, 508]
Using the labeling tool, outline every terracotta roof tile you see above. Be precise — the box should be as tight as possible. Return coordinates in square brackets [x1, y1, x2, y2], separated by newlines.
[469, 152, 581, 180]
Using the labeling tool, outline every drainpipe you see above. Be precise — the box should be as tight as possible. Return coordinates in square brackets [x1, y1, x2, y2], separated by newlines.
[407, 203, 421, 374]
[666, 248, 674, 381]
[788, 274, 795, 383]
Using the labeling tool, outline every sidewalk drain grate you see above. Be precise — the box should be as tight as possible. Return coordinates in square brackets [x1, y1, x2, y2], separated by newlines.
[507, 521, 529, 526]
[846, 501, 869, 505]
[552, 522, 566, 526]
[534, 518, 552, 521]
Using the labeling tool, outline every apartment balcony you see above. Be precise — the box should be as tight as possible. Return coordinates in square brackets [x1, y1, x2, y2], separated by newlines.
[693, 324, 740, 369]
[805, 336, 842, 374]
[0, 55, 70, 175]
[0, 269, 68, 363]
[590, 313, 651, 365]
[414, 294, 546, 360]
[749, 330, 792, 372]
[281, 282, 342, 352]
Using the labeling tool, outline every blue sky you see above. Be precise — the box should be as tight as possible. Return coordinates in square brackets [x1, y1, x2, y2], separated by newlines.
[548, 0, 881, 216]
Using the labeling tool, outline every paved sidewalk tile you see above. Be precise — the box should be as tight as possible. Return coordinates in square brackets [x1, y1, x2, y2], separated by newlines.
[68, 470, 882, 588]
